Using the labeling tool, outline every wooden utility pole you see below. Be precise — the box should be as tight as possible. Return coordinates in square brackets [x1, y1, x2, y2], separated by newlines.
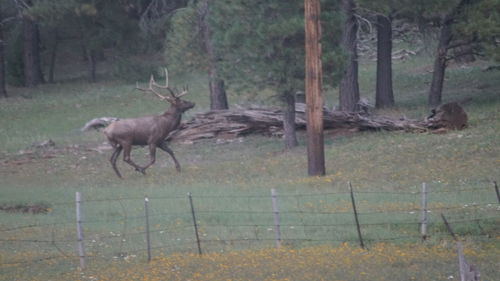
[304, 0, 325, 176]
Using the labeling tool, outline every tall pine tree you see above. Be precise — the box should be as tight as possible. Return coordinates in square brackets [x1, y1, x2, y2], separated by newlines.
[209, 0, 342, 148]
[338, 0, 360, 112]
[166, 0, 228, 110]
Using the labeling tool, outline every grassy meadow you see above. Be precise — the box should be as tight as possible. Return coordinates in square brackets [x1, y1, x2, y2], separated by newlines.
[0, 51, 499, 280]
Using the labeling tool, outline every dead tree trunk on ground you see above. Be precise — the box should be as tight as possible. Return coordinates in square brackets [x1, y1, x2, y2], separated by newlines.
[85, 103, 468, 143]
[162, 102, 468, 143]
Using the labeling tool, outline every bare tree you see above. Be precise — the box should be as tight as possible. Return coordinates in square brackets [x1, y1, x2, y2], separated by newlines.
[104, 69, 195, 178]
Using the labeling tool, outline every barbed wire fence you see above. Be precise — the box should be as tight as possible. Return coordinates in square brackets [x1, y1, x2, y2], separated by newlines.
[0, 181, 499, 271]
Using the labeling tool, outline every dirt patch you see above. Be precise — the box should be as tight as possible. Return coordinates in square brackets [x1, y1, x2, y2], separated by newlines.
[0, 203, 51, 214]
[0, 140, 112, 168]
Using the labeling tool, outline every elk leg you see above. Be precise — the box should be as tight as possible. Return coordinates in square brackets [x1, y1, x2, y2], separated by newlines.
[140, 144, 157, 172]
[159, 142, 181, 172]
[122, 144, 146, 175]
[110, 146, 123, 178]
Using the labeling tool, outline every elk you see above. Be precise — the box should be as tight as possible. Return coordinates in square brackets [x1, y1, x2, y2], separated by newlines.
[104, 69, 195, 178]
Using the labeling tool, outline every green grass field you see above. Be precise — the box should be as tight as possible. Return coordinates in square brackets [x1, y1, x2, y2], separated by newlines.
[0, 52, 499, 280]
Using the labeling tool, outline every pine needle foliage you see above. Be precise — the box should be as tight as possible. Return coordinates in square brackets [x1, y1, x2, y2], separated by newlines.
[166, 0, 345, 97]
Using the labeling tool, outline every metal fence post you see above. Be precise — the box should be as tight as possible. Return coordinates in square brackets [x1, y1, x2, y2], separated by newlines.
[420, 182, 428, 240]
[271, 188, 281, 248]
[75, 192, 86, 269]
[144, 197, 152, 262]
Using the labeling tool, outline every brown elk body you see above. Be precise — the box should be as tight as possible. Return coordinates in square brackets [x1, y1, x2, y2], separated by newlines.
[104, 70, 195, 178]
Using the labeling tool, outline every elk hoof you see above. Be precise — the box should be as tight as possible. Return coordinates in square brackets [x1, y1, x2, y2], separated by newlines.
[136, 167, 146, 175]
[175, 165, 181, 172]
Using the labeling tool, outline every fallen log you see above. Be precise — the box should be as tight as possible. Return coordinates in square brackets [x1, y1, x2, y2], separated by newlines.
[82, 102, 467, 143]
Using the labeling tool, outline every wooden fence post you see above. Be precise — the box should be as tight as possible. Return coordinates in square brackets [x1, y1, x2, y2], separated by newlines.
[349, 182, 365, 249]
[441, 213, 457, 240]
[75, 192, 86, 270]
[443, 215, 481, 281]
[271, 188, 281, 248]
[456, 241, 481, 281]
[420, 182, 428, 240]
[144, 197, 152, 262]
[188, 193, 202, 255]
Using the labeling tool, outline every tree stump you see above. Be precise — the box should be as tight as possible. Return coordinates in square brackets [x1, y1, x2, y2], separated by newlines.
[427, 102, 468, 130]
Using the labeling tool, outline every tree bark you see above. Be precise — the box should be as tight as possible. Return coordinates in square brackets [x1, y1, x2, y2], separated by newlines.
[209, 78, 228, 110]
[428, 23, 451, 107]
[199, 0, 228, 110]
[375, 14, 395, 108]
[305, 0, 325, 176]
[48, 28, 59, 83]
[428, 0, 472, 107]
[283, 90, 298, 149]
[0, 8, 7, 98]
[338, 0, 360, 112]
[87, 49, 97, 83]
[23, 16, 44, 87]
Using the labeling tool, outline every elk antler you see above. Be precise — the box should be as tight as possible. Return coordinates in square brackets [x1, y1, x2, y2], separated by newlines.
[152, 68, 189, 99]
[135, 68, 188, 102]
[176, 85, 189, 98]
[135, 68, 174, 102]
[149, 68, 171, 90]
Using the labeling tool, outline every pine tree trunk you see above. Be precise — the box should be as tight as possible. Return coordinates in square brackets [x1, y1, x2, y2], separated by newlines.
[428, 0, 471, 107]
[199, 0, 228, 110]
[0, 9, 7, 98]
[375, 15, 395, 108]
[209, 78, 228, 109]
[428, 25, 450, 107]
[48, 29, 59, 83]
[338, 0, 360, 112]
[23, 17, 44, 87]
[283, 90, 298, 149]
[87, 49, 97, 83]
